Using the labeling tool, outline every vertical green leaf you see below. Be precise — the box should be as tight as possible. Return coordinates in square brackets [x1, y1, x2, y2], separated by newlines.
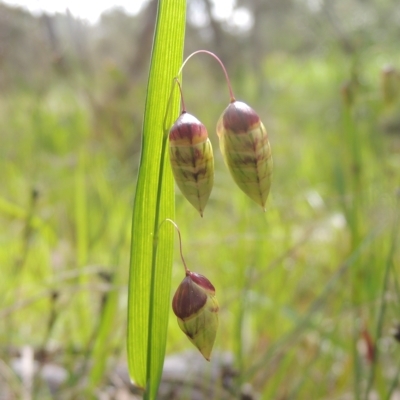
[127, 1, 186, 399]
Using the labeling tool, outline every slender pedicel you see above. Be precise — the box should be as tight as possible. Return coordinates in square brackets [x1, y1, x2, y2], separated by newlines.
[178, 50, 235, 103]
[160, 219, 188, 273]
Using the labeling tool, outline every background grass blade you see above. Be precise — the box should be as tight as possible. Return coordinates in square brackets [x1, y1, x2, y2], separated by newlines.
[126, 1, 186, 398]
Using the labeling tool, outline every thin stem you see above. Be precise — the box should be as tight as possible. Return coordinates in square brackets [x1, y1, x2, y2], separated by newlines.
[174, 78, 186, 113]
[177, 50, 236, 102]
[364, 196, 400, 399]
[159, 219, 188, 274]
[163, 79, 178, 133]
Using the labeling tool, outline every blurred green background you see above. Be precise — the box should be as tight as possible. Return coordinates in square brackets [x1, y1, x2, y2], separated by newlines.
[1, 0, 399, 398]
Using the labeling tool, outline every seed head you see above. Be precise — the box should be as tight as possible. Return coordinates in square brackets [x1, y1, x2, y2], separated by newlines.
[172, 271, 219, 361]
[216, 101, 273, 210]
[169, 112, 214, 217]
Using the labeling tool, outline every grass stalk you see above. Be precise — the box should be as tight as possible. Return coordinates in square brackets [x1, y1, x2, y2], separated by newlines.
[126, 2, 185, 397]
[74, 148, 91, 340]
[364, 196, 399, 399]
[342, 93, 364, 400]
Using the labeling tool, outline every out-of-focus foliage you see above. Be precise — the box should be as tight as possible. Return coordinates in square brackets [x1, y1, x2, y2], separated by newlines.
[2, 0, 400, 92]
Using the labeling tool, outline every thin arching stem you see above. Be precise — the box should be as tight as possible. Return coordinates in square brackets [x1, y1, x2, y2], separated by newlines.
[159, 219, 189, 274]
[162, 78, 186, 133]
[162, 79, 177, 133]
[177, 50, 236, 103]
[174, 78, 186, 113]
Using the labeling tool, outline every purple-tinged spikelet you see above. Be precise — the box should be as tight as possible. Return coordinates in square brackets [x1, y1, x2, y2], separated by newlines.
[172, 271, 219, 361]
[217, 101, 273, 210]
[169, 112, 214, 216]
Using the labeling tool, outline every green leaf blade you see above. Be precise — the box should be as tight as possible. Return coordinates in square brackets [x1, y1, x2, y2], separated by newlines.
[127, 0, 186, 398]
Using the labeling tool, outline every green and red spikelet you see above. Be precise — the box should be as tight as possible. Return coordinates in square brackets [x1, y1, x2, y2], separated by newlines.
[169, 112, 214, 216]
[217, 101, 273, 210]
[172, 270, 219, 361]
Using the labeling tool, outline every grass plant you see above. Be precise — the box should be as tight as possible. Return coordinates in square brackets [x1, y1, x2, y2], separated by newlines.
[0, 6, 399, 399]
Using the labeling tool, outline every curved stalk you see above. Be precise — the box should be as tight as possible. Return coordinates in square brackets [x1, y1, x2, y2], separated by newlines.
[178, 50, 236, 103]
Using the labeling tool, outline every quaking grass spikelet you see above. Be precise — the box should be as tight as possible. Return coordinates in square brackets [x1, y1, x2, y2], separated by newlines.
[163, 219, 219, 361]
[169, 112, 214, 217]
[217, 101, 273, 210]
[172, 270, 219, 361]
[168, 79, 214, 217]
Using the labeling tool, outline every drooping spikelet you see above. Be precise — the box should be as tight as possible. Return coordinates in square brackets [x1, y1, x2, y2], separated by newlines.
[216, 101, 273, 210]
[172, 271, 219, 361]
[169, 112, 214, 216]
